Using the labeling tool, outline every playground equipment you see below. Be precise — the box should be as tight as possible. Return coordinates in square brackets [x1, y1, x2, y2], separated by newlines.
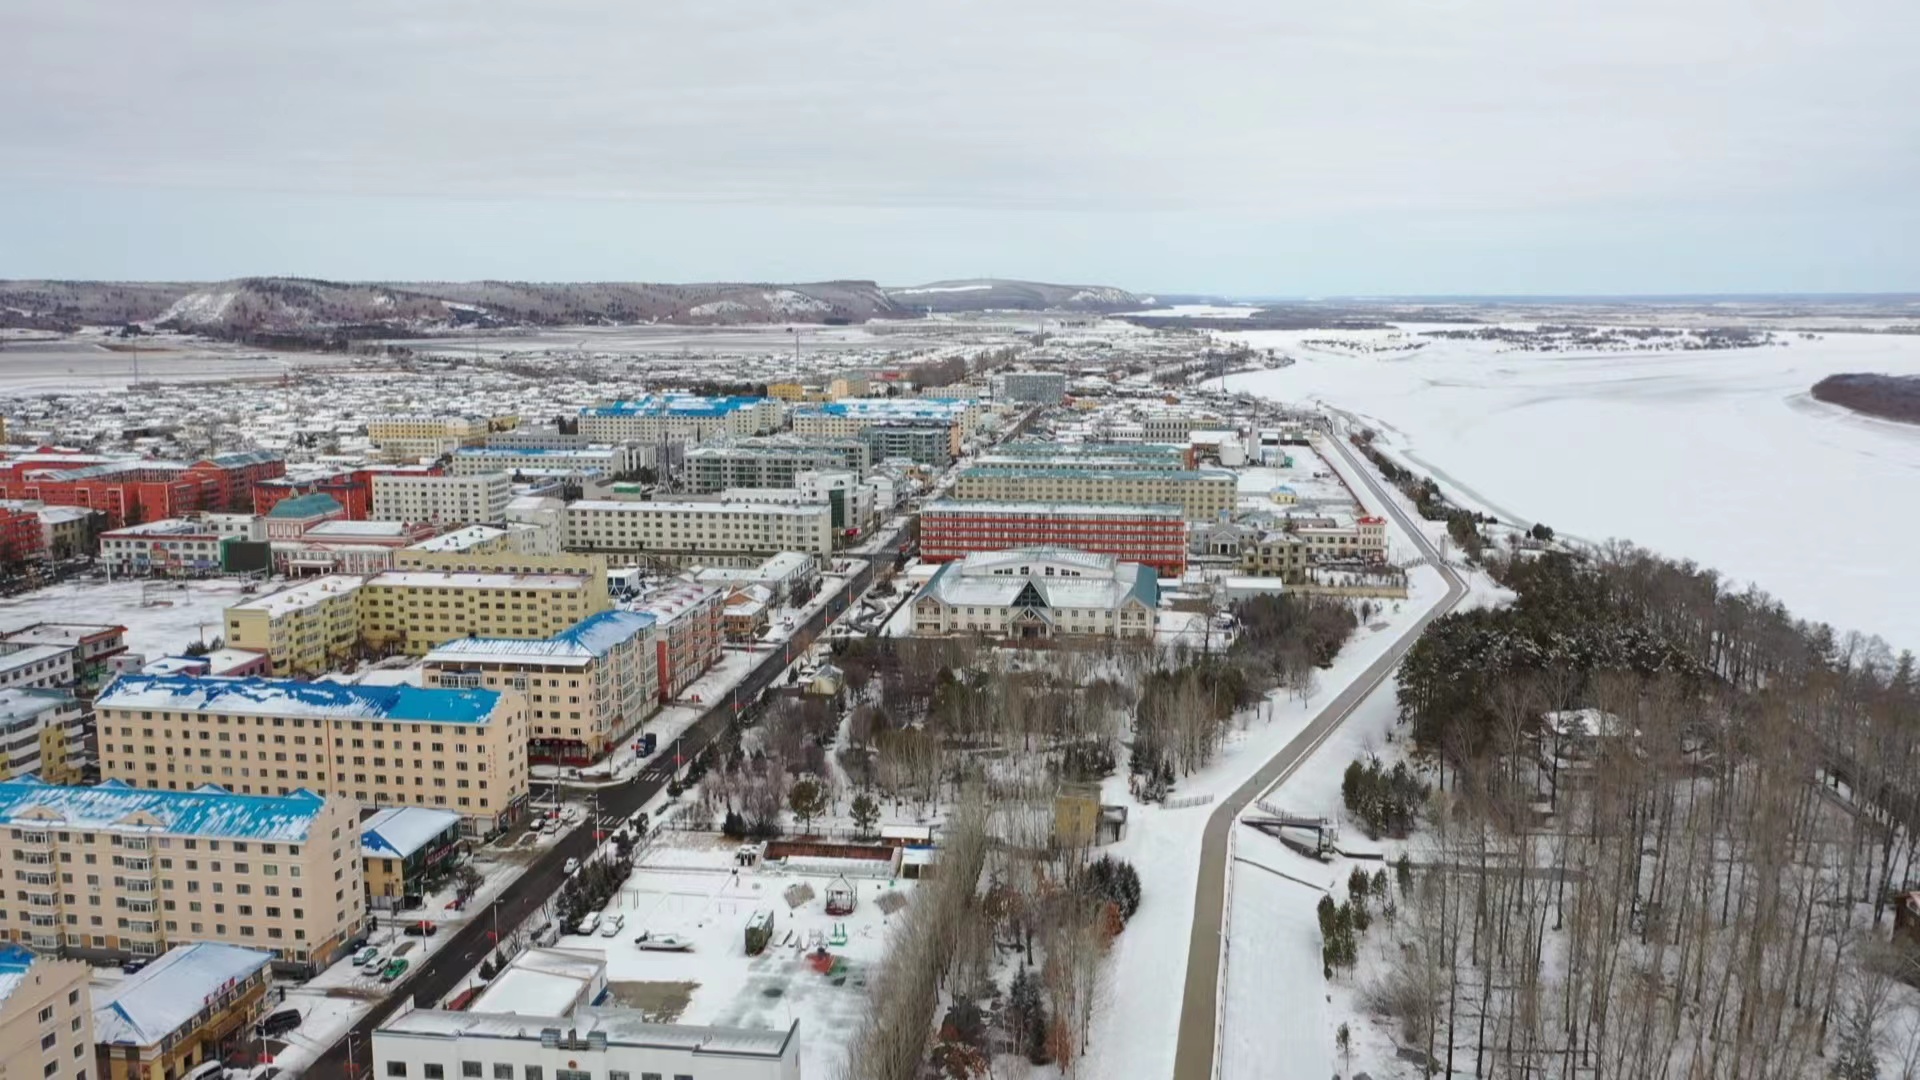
[824, 875, 857, 916]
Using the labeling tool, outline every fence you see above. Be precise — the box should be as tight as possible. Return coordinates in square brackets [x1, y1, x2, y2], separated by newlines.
[1163, 792, 1216, 810]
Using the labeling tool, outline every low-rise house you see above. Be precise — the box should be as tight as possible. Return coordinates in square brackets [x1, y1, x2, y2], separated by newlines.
[361, 806, 465, 906]
[910, 549, 1158, 640]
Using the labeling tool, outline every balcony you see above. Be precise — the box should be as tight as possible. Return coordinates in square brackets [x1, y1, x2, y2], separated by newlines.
[18, 832, 52, 851]
[126, 899, 156, 915]
[124, 920, 159, 936]
[27, 934, 60, 951]
[24, 891, 58, 909]
[124, 879, 155, 894]
[123, 857, 154, 872]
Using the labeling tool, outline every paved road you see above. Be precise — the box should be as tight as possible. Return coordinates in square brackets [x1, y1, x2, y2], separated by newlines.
[1170, 426, 1468, 1080]
[303, 537, 904, 1080]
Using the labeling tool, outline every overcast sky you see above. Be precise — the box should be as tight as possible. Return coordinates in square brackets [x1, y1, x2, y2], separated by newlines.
[5, 0, 1917, 294]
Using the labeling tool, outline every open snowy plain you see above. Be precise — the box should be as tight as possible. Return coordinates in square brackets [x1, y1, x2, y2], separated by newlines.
[1220, 328, 1920, 651]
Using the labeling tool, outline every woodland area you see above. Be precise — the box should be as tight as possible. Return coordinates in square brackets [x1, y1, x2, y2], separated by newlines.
[1813, 373, 1920, 426]
[1359, 536, 1920, 1079]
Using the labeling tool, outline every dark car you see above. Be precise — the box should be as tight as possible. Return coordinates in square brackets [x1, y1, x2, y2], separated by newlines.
[255, 1008, 302, 1037]
[121, 959, 148, 975]
[402, 920, 437, 937]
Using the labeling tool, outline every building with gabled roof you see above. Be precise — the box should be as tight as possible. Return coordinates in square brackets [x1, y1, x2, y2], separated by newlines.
[93, 942, 274, 1080]
[0, 778, 363, 971]
[360, 806, 465, 904]
[911, 549, 1159, 640]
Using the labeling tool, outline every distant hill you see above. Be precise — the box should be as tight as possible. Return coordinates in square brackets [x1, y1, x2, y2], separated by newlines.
[0, 276, 1142, 342]
[1811, 372, 1920, 425]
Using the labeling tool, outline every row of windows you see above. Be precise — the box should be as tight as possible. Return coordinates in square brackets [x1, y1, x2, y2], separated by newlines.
[393, 1063, 691, 1080]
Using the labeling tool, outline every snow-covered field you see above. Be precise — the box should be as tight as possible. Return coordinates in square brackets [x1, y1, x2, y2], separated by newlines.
[0, 576, 257, 659]
[1221, 329, 1920, 651]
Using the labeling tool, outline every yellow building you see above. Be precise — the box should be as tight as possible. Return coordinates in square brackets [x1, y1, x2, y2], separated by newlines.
[365, 414, 517, 462]
[93, 943, 273, 1080]
[951, 466, 1236, 522]
[361, 570, 606, 656]
[0, 777, 364, 969]
[0, 945, 93, 1080]
[766, 382, 809, 402]
[390, 549, 611, 606]
[224, 576, 366, 677]
[0, 689, 86, 784]
[95, 673, 531, 836]
[1238, 532, 1310, 581]
[360, 806, 465, 904]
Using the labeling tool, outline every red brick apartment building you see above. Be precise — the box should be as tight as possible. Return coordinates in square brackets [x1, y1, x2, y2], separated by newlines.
[0, 450, 285, 527]
[920, 499, 1189, 575]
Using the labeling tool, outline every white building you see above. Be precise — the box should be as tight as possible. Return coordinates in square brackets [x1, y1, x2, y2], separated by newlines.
[0, 644, 76, 692]
[692, 551, 821, 602]
[564, 500, 834, 565]
[377, 1001, 798, 1080]
[448, 445, 648, 480]
[0, 688, 86, 780]
[371, 472, 513, 527]
[911, 548, 1160, 640]
[99, 519, 227, 577]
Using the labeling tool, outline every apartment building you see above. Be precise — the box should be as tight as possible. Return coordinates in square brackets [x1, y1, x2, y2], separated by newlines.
[1237, 531, 1310, 581]
[951, 466, 1236, 522]
[0, 777, 363, 969]
[98, 520, 229, 577]
[860, 419, 956, 466]
[93, 943, 273, 1080]
[366, 415, 514, 462]
[1293, 515, 1389, 561]
[95, 674, 529, 835]
[636, 584, 723, 702]
[921, 500, 1188, 574]
[370, 472, 512, 527]
[792, 396, 983, 433]
[577, 396, 782, 443]
[994, 370, 1069, 404]
[0, 505, 44, 564]
[0, 645, 75, 693]
[684, 442, 865, 493]
[911, 549, 1159, 640]
[0, 945, 93, 1080]
[0, 624, 127, 690]
[360, 571, 606, 655]
[423, 610, 660, 766]
[0, 452, 285, 528]
[224, 576, 366, 677]
[989, 440, 1194, 469]
[375, 1006, 800, 1080]
[0, 689, 87, 783]
[563, 500, 834, 566]
[448, 445, 647, 480]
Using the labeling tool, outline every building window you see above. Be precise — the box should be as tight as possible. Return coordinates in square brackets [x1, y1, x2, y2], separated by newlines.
[461, 1065, 482, 1079]
[525, 1069, 543, 1080]
[386, 1065, 406, 1078]
[494, 1068, 512, 1080]
[423, 1067, 444, 1080]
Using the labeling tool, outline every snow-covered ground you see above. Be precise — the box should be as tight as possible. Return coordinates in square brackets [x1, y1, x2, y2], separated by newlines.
[1077, 560, 1453, 1080]
[0, 576, 259, 660]
[1217, 569, 1514, 1080]
[1220, 329, 1920, 650]
[553, 832, 914, 1080]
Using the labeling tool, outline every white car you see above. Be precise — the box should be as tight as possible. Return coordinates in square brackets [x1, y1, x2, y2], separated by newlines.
[563, 857, 579, 875]
[574, 911, 601, 936]
[598, 913, 625, 937]
[633, 931, 692, 952]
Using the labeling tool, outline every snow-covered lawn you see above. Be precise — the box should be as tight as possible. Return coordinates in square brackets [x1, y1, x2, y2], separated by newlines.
[1221, 329, 1920, 650]
[0, 576, 262, 660]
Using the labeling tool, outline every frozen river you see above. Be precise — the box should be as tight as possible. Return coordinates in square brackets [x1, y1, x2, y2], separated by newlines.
[1221, 328, 1920, 652]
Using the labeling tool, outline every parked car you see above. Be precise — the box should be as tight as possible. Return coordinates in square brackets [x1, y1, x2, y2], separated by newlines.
[229, 1067, 280, 1080]
[563, 857, 579, 875]
[402, 920, 437, 937]
[121, 959, 149, 975]
[639, 733, 658, 756]
[380, 958, 409, 983]
[633, 932, 692, 952]
[574, 912, 601, 936]
[254, 1008, 302, 1038]
[182, 1062, 224, 1080]
[354, 946, 384, 969]
[598, 913, 625, 937]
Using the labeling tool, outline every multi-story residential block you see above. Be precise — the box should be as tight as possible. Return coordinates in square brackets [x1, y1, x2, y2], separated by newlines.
[990, 440, 1195, 469]
[1292, 515, 1389, 561]
[0, 689, 87, 783]
[253, 464, 438, 520]
[0, 452, 285, 527]
[563, 500, 834, 566]
[95, 674, 530, 834]
[0, 623, 127, 689]
[0, 777, 364, 968]
[0, 505, 45, 564]
[366, 415, 515, 462]
[361, 806, 464, 905]
[921, 500, 1188, 574]
[860, 419, 956, 466]
[684, 441, 866, 493]
[793, 399, 980, 460]
[951, 466, 1235, 522]
[765, 381, 810, 402]
[423, 610, 660, 766]
[448, 445, 648, 480]
[577, 396, 782, 443]
[911, 549, 1159, 640]
[360, 571, 607, 656]
[93, 943, 274, 1080]
[0, 945, 93, 1080]
[224, 576, 367, 677]
[98, 520, 228, 577]
[388, 550, 612, 604]
[995, 370, 1069, 404]
[636, 584, 723, 702]
[0, 644, 76, 692]
[370, 472, 513, 527]
[0, 503, 103, 560]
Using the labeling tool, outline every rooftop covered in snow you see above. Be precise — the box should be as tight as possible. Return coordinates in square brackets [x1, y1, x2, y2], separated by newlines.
[94, 942, 274, 1047]
[97, 673, 505, 725]
[0, 777, 328, 841]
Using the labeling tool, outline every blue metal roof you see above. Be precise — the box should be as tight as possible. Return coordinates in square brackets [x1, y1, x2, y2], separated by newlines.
[0, 777, 326, 841]
[266, 492, 343, 518]
[582, 394, 770, 418]
[98, 674, 503, 724]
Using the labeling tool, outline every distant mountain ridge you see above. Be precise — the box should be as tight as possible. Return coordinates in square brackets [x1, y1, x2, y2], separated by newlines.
[0, 276, 1143, 340]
